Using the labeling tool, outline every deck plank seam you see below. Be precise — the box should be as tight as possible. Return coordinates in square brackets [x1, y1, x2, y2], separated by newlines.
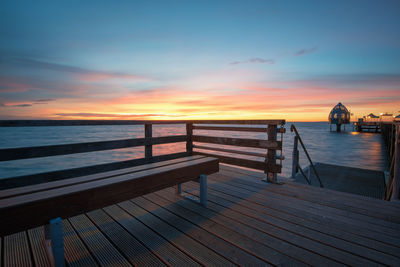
[84, 210, 143, 266]
[173, 186, 377, 266]
[126, 198, 240, 266]
[142, 193, 281, 266]
[100, 205, 174, 266]
[66, 217, 102, 267]
[213, 172, 400, 235]
[116, 201, 207, 267]
[204, 175, 400, 248]
[198, 183, 400, 259]
[183, 182, 400, 265]
[150, 191, 318, 266]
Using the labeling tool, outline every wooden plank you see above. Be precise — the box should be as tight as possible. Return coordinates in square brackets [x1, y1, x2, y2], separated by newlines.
[87, 209, 166, 266]
[156, 189, 355, 266]
[222, 164, 400, 213]
[0, 157, 219, 236]
[194, 144, 267, 158]
[191, 120, 285, 125]
[0, 135, 186, 162]
[198, 181, 400, 259]
[1, 155, 205, 199]
[183, 182, 400, 266]
[245, 182, 400, 233]
[104, 204, 201, 266]
[4, 231, 32, 267]
[69, 214, 131, 266]
[277, 182, 400, 224]
[215, 171, 400, 234]
[62, 219, 97, 267]
[147, 192, 310, 266]
[0, 119, 285, 127]
[0, 151, 191, 189]
[194, 151, 281, 173]
[118, 200, 235, 266]
[207, 173, 400, 247]
[132, 196, 268, 266]
[193, 125, 268, 132]
[27, 227, 51, 267]
[192, 135, 281, 149]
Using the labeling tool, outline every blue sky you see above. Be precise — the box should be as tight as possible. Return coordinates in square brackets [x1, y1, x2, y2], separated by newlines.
[1, 0, 399, 120]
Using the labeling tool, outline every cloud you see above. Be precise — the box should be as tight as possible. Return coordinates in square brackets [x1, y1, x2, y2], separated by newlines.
[0, 103, 32, 107]
[229, 58, 275, 65]
[0, 98, 56, 108]
[54, 112, 170, 118]
[11, 58, 148, 82]
[35, 98, 56, 102]
[294, 47, 318, 56]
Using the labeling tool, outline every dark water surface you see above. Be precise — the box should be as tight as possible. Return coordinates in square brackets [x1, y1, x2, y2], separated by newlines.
[0, 122, 389, 179]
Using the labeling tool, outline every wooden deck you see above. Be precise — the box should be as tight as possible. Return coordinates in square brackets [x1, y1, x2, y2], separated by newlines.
[2, 164, 400, 266]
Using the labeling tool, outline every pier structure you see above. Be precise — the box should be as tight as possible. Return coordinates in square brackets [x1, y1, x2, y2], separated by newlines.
[0, 119, 400, 266]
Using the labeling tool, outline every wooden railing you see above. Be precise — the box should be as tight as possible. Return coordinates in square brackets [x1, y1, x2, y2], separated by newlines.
[0, 119, 285, 188]
[382, 122, 400, 200]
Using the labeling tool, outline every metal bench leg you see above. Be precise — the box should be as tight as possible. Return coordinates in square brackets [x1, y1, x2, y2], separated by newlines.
[175, 183, 182, 195]
[45, 217, 65, 267]
[174, 175, 207, 207]
[199, 174, 207, 207]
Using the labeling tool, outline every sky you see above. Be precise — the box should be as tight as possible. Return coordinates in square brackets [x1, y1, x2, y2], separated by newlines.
[0, 0, 399, 121]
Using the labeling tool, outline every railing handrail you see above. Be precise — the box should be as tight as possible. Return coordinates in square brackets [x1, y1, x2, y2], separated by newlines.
[0, 119, 285, 127]
[290, 124, 323, 188]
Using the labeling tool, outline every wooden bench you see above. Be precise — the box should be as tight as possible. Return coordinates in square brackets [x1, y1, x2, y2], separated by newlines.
[0, 155, 219, 266]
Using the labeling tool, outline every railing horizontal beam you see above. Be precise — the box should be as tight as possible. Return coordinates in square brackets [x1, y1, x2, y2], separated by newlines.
[0, 119, 285, 127]
[194, 144, 267, 158]
[0, 135, 187, 161]
[192, 135, 281, 149]
[193, 125, 268, 132]
[194, 151, 281, 173]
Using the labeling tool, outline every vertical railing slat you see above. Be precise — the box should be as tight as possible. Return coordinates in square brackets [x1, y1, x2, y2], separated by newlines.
[265, 124, 277, 183]
[145, 124, 152, 159]
[186, 123, 193, 155]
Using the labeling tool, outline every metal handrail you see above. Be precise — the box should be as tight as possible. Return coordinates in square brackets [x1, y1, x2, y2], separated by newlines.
[290, 124, 323, 188]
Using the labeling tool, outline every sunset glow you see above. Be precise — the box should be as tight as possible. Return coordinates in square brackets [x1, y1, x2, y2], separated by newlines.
[1, 1, 399, 121]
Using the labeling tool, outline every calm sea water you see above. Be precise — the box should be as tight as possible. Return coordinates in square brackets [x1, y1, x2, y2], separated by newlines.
[0, 122, 389, 179]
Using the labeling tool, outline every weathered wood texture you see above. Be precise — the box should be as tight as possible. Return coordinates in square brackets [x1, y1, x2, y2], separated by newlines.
[194, 144, 267, 157]
[0, 119, 285, 127]
[193, 125, 269, 132]
[194, 151, 281, 173]
[0, 135, 186, 161]
[0, 152, 190, 189]
[192, 135, 281, 149]
[1, 165, 400, 266]
[0, 156, 219, 236]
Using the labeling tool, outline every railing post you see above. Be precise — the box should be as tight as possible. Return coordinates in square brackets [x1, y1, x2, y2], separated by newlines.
[391, 125, 400, 200]
[292, 136, 299, 179]
[186, 123, 193, 155]
[145, 123, 152, 159]
[265, 124, 277, 183]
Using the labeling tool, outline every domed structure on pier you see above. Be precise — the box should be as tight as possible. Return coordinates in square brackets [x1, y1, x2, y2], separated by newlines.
[328, 102, 350, 132]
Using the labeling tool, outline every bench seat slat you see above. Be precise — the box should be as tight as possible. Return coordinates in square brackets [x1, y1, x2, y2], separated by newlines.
[0, 157, 219, 236]
[0, 155, 205, 199]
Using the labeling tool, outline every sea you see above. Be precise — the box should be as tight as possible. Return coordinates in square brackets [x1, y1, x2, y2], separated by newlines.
[0, 122, 389, 180]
